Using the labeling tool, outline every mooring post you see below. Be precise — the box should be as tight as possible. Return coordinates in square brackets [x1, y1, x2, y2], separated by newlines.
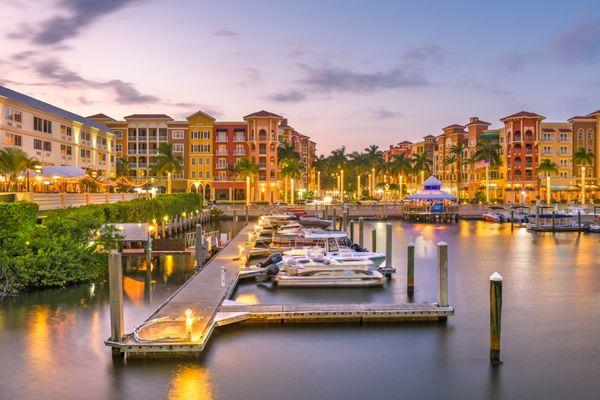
[407, 241, 415, 294]
[195, 224, 203, 268]
[490, 272, 503, 364]
[359, 217, 364, 247]
[371, 227, 377, 252]
[551, 210, 556, 232]
[510, 209, 514, 231]
[437, 241, 448, 308]
[108, 250, 124, 357]
[332, 207, 337, 230]
[349, 220, 355, 242]
[245, 205, 249, 223]
[385, 222, 392, 268]
[578, 210, 582, 230]
[342, 210, 348, 232]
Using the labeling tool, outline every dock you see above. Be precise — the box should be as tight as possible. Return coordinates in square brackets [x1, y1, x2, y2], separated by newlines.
[106, 223, 454, 358]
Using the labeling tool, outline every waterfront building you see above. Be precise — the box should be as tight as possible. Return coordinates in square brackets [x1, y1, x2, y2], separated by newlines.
[186, 111, 215, 197]
[433, 124, 468, 195]
[383, 140, 413, 162]
[213, 121, 249, 201]
[1, 86, 115, 179]
[279, 118, 317, 190]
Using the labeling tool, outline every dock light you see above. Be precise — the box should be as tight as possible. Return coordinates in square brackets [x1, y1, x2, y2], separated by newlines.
[163, 215, 169, 222]
[182, 212, 187, 217]
[185, 309, 194, 340]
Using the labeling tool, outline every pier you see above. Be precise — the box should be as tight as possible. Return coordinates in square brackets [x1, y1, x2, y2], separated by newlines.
[106, 222, 454, 358]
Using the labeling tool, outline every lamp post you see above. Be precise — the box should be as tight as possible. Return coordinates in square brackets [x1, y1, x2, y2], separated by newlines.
[546, 175, 551, 205]
[371, 168, 375, 198]
[317, 171, 321, 197]
[520, 190, 526, 205]
[357, 174, 361, 200]
[485, 165, 490, 204]
[290, 178, 295, 206]
[340, 168, 344, 203]
[245, 176, 250, 207]
[398, 174, 403, 200]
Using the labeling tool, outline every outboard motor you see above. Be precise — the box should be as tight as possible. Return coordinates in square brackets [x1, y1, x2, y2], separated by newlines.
[350, 243, 368, 253]
[342, 237, 353, 247]
[264, 263, 280, 277]
[258, 252, 283, 268]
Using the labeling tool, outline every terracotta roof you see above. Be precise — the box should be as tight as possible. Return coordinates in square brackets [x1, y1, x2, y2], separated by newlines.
[442, 124, 465, 131]
[587, 109, 600, 117]
[465, 119, 491, 126]
[568, 115, 594, 121]
[124, 114, 173, 120]
[167, 121, 188, 126]
[398, 140, 413, 145]
[423, 135, 436, 139]
[243, 110, 283, 119]
[542, 128, 555, 132]
[559, 128, 572, 132]
[500, 111, 545, 121]
[186, 110, 216, 121]
[87, 113, 115, 121]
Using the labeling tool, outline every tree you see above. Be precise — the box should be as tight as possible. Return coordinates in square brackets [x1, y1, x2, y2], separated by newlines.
[443, 154, 457, 195]
[448, 143, 466, 199]
[234, 157, 259, 203]
[115, 157, 131, 192]
[280, 157, 302, 202]
[473, 141, 502, 203]
[390, 153, 412, 199]
[0, 148, 30, 191]
[152, 143, 183, 194]
[536, 158, 558, 203]
[349, 152, 369, 197]
[412, 152, 432, 184]
[277, 142, 301, 162]
[573, 147, 594, 204]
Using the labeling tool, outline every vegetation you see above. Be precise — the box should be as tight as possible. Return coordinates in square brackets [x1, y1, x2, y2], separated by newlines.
[0, 193, 203, 295]
[0, 148, 40, 192]
[234, 157, 259, 202]
[153, 143, 184, 194]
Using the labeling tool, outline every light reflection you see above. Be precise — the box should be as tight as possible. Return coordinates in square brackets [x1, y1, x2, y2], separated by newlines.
[168, 365, 213, 400]
[123, 276, 145, 307]
[235, 293, 259, 305]
[26, 305, 53, 374]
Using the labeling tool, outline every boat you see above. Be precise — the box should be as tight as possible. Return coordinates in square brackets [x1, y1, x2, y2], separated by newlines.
[282, 237, 386, 267]
[526, 212, 586, 232]
[274, 257, 385, 287]
[588, 223, 600, 233]
[482, 207, 508, 222]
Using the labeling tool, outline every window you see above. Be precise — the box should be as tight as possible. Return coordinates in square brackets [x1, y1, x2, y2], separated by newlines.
[34, 117, 43, 132]
[80, 149, 91, 158]
[588, 130, 593, 141]
[205, 171, 210, 178]
[113, 130, 122, 139]
[198, 171, 203, 178]
[172, 129, 184, 139]
[560, 146, 568, 155]
[234, 131, 245, 142]
[192, 131, 200, 139]
[578, 130, 583, 139]
[216, 130, 227, 142]
[235, 144, 245, 155]
[43, 141, 51, 151]
[202, 131, 210, 139]
[559, 133, 568, 142]
[60, 144, 72, 156]
[4, 107, 22, 122]
[81, 131, 91, 142]
[60, 125, 73, 137]
[115, 144, 122, 152]
[201, 144, 210, 152]
[34, 139, 42, 150]
[191, 171, 196, 179]
[543, 146, 551, 155]
[42, 119, 52, 134]
[217, 158, 227, 168]
[173, 143, 184, 152]
[191, 144, 200, 152]
[205, 157, 210, 165]
[191, 157, 196, 165]
[219, 171, 226, 181]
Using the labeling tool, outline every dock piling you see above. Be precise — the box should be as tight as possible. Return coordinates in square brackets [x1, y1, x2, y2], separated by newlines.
[195, 224, 203, 268]
[109, 250, 124, 357]
[349, 220, 355, 242]
[371, 228, 377, 252]
[436, 242, 448, 308]
[490, 272, 503, 364]
[510, 210, 514, 231]
[551, 211, 556, 232]
[385, 222, 392, 268]
[578, 211, 582, 229]
[332, 207, 337, 230]
[342, 210, 348, 232]
[359, 217, 364, 247]
[407, 242, 415, 294]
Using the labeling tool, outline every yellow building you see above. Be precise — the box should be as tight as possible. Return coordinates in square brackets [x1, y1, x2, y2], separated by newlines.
[186, 111, 215, 199]
[538, 122, 577, 201]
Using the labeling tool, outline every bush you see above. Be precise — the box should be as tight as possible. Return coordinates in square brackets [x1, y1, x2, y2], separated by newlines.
[0, 193, 203, 294]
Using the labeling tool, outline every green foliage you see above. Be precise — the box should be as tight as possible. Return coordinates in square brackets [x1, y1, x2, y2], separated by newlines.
[0, 193, 202, 294]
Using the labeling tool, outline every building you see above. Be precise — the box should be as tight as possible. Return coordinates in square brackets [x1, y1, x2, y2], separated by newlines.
[213, 121, 248, 201]
[1, 86, 115, 178]
[186, 111, 215, 197]
[279, 118, 317, 190]
[383, 140, 412, 162]
[433, 124, 468, 195]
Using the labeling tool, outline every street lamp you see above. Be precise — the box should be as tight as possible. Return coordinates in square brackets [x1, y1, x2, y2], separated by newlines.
[520, 190, 526, 205]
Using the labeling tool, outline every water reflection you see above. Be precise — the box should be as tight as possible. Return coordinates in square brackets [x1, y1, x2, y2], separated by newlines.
[168, 365, 213, 400]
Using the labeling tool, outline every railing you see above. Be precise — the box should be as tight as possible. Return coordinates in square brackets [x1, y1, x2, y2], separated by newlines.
[14, 192, 146, 210]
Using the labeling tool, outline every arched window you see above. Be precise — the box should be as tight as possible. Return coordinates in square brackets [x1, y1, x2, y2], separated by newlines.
[514, 170, 522, 179]
[514, 131, 521, 141]
[514, 143, 522, 152]
[258, 129, 267, 141]
[514, 157, 522, 165]
[524, 130, 533, 141]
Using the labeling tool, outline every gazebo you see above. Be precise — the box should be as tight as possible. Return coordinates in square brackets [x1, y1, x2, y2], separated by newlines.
[406, 176, 457, 202]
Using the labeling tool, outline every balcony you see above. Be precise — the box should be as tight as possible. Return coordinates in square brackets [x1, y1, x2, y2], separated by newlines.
[148, 149, 158, 155]
[259, 150, 267, 155]
[128, 149, 137, 154]
[258, 163, 266, 169]
[137, 163, 148, 168]
[216, 150, 228, 155]
[234, 150, 246, 156]
[159, 135, 168, 141]
[216, 164, 228, 169]
[216, 136, 228, 143]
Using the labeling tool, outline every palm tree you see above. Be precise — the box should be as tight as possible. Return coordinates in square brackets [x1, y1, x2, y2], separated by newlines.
[573, 147, 594, 204]
[536, 159, 558, 204]
[449, 143, 466, 199]
[278, 142, 301, 161]
[115, 157, 130, 192]
[280, 157, 302, 203]
[364, 145, 383, 191]
[349, 152, 369, 198]
[443, 154, 457, 195]
[0, 148, 30, 191]
[234, 157, 259, 203]
[152, 143, 183, 194]
[473, 142, 502, 203]
[412, 152, 432, 184]
[390, 153, 412, 199]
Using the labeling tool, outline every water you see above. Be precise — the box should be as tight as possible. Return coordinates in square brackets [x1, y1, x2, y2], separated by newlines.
[1, 221, 600, 400]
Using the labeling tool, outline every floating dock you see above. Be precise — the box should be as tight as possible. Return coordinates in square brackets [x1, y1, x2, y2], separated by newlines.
[106, 224, 454, 358]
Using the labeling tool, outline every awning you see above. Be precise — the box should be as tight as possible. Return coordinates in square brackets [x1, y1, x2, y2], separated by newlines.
[39, 166, 86, 178]
[405, 189, 457, 201]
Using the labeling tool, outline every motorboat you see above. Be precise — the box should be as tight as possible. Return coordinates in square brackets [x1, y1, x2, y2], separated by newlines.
[482, 207, 508, 223]
[283, 237, 386, 267]
[587, 223, 600, 233]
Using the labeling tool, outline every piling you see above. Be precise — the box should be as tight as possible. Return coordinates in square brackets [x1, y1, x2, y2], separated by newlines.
[245, 205, 249, 223]
[385, 222, 392, 268]
[359, 217, 364, 247]
[436, 241, 448, 308]
[578, 211, 582, 229]
[510, 210, 514, 231]
[195, 224, 203, 268]
[332, 207, 337, 230]
[108, 250, 124, 357]
[371, 228, 377, 252]
[407, 242, 415, 294]
[349, 220, 355, 242]
[342, 210, 348, 232]
[551, 210, 556, 232]
[490, 272, 503, 364]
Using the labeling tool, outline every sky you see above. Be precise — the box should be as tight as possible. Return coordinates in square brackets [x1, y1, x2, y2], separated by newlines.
[1, 0, 600, 154]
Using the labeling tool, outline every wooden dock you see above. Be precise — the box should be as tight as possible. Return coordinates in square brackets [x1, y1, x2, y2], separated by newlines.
[106, 223, 454, 358]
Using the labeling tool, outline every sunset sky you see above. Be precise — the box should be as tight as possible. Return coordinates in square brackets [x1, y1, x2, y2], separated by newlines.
[1, 0, 599, 154]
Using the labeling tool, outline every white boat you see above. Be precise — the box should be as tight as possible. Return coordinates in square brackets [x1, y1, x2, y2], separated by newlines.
[588, 223, 600, 233]
[283, 237, 386, 267]
[275, 257, 385, 287]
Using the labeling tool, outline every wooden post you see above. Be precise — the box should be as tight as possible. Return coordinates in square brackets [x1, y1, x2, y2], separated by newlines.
[510, 209, 514, 231]
[490, 272, 503, 364]
[245, 205, 249, 223]
[551, 210, 556, 232]
[332, 207, 337, 230]
[407, 242, 415, 294]
[385, 222, 392, 268]
[349, 220, 355, 242]
[195, 224, 203, 268]
[371, 228, 377, 252]
[437, 241, 448, 308]
[359, 217, 364, 247]
[578, 211, 582, 230]
[109, 250, 124, 356]
[342, 210, 348, 232]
